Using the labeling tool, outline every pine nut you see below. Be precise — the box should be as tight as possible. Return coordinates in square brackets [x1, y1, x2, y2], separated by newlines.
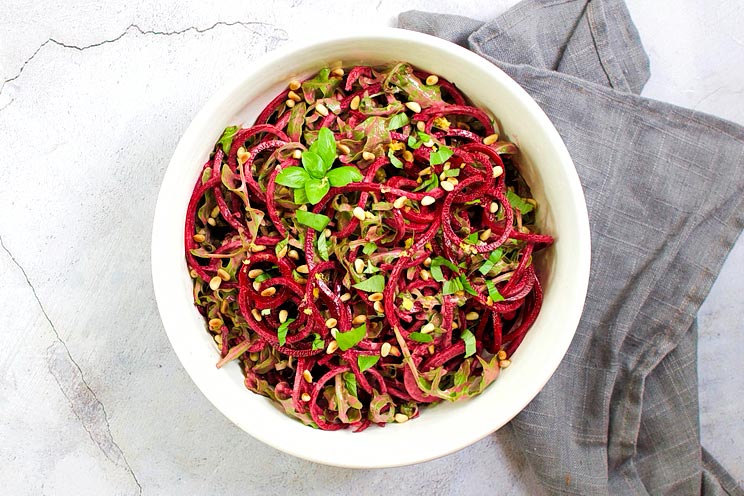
[421, 195, 435, 206]
[296, 264, 309, 274]
[301, 393, 311, 402]
[492, 165, 504, 178]
[350, 95, 360, 110]
[466, 311, 479, 321]
[338, 143, 351, 155]
[292, 149, 302, 159]
[288, 249, 300, 260]
[303, 370, 313, 382]
[394, 413, 409, 423]
[389, 346, 401, 357]
[251, 308, 262, 321]
[373, 301, 384, 313]
[315, 103, 329, 116]
[393, 196, 407, 209]
[489, 201, 499, 214]
[483, 133, 499, 145]
[279, 309, 288, 323]
[380, 342, 391, 357]
[325, 317, 338, 328]
[369, 292, 384, 302]
[352, 315, 367, 325]
[192, 233, 206, 243]
[362, 151, 375, 161]
[420, 269, 430, 281]
[288, 90, 301, 102]
[499, 359, 512, 368]
[421, 322, 435, 334]
[209, 276, 222, 290]
[402, 150, 414, 162]
[252, 281, 261, 291]
[354, 258, 365, 273]
[285, 99, 295, 108]
[441, 181, 455, 192]
[497, 350, 507, 360]
[207, 218, 217, 226]
[260, 287, 276, 297]
[214, 334, 222, 346]
[416, 121, 426, 132]
[479, 228, 492, 241]
[250, 244, 267, 252]
[326, 340, 338, 354]
[248, 269, 264, 279]
[423, 257, 432, 267]
[288, 80, 301, 91]
[216, 268, 230, 281]
[353, 206, 366, 221]
[209, 318, 223, 330]
[340, 292, 351, 302]
[425, 75, 439, 86]
[405, 101, 422, 113]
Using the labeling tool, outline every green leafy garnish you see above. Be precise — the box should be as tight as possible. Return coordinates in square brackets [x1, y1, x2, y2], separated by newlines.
[409, 332, 433, 343]
[336, 323, 367, 351]
[296, 210, 330, 231]
[443, 168, 460, 178]
[429, 144, 453, 165]
[479, 249, 504, 275]
[317, 230, 330, 261]
[414, 173, 439, 192]
[311, 333, 325, 350]
[254, 272, 271, 283]
[275, 236, 289, 257]
[442, 278, 464, 295]
[464, 232, 479, 245]
[343, 371, 358, 397]
[275, 127, 362, 205]
[387, 113, 410, 130]
[362, 242, 377, 255]
[461, 329, 476, 358]
[388, 150, 403, 169]
[459, 274, 478, 296]
[430, 256, 459, 282]
[277, 318, 296, 346]
[218, 125, 240, 154]
[485, 280, 505, 302]
[358, 355, 380, 372]
[352, 274, 385, 293]
[506, 190, 534, 214]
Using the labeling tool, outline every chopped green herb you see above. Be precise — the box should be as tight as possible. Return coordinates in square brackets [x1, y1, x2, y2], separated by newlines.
[388, 150, 403, 168]
[336, 323, 367, 351]
[275, 236, 289, 257]
[362, 242, 377, 255]
[461, 329, 476, 358]
[277, 318, 295, 346]
[343, 371, 358, 397]
[358, 355, 380, 372]
[326, 166, 363, 187]
[442, 278, 464, 295]
[352, 274, 385, 293]
[485, 280, 505, 302]
[218, 125, 240, 154]
[275, 166, 310, 188]
[387, 113, 410, 130]
[429, 144, 453, 165]
[409, 332, 434, 343]
[317, 230, 330, 261]
[479, 249, 504, 275]
[430, 256, 459, 282]
[296, 210, 330, 231]
[506, 190, 534, 214]
[311, 333, 325, 350]
[464, 232, 479, 245]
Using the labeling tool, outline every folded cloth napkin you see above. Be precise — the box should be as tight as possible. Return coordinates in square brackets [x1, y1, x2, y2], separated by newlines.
[400, 2, 744, 494]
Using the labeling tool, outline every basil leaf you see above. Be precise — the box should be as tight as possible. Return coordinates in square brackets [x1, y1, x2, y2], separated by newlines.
[388, 150, 403, 169]
[311, 333, 325, 350]
[459, 274, 478, 296]
[442, 278, 464, 295]
[363, 260, 380, 274]
[409, 332, 433, 343]
[275, 236, 289, 257]
[417, 131, 430, 142]
[275, 166, 310, 188]
[357, 355, 380, 372]
[352, 274, 385, 292]
[461, 328, 476, 358]
[479, 248, 503, 275]
[312, 127, 337, 171]
[464, 232, 479, 245]
[293, 187, 308, 205]
[362, 242, 377, 255]
[277, 318, 296, 346]
[407, 135, 422, 150]
[430, 256, 459, 282]
[386, 113, 409, 130]
[302, 151, 326, 179]
[254, 272, 271, 283]
[318, 230, 330, 261]
[443, 168, 460, 177]
[429, 144, 453, 165]
[413, 173, 439, 192]
[485, 280, 505, 302]
[336, 323, 367, 351]
[295, 210, 330, 231]
[506, 190, 534, 214]
[304, 177, 330, 205]
[343, 371, 358, 397]
[218, 125, 240, 154]
[326, 166, 363, 187]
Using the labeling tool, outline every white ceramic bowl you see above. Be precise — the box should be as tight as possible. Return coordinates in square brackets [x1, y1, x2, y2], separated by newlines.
[152, 28, 590, 468]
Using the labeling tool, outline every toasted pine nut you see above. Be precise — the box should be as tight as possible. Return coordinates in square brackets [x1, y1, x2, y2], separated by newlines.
[209, 318, 223, 330]
[352, 314, 367, 325]
[209, 276, 222, 290]
[420, 269, 430, 281]
[362, 151, 375, 161]
[402, 150, 414, 162]
[292, 149, 302, 159]
[350, 95, 360, 110]
[207, 218, 216, 226]
[288, 90, 301, 102]
[393, 196, 407, 209]
[285, 99, 295, 108]
[405, 101, 421, 113]
[353, 206, 366, 221]
[416, 121, 426, 132]
[483, 133, 499, 145]
[421, 196, 435, 206]
[325, 317, 338, 329]
[315, 103, 329, 116]
[394, 413, 409, 423]
[288, 80, 301, 91]
[288, 249, 300, 260]
[217, 268, 231, 281]
[340, 292, 351, 302]
[193, 233, 206, 243]
[279, 309, 289, 323]
[260, 287, 276, 297]
[421, 322, 435, 334]
[480, 228, 492, 241]
[301, 392, 311, 402]
[251, 308, 262, 321]
[380, 342, 392, 357]
[441, 181, 455, 192]
[296, 264, 309, 274]
[338, 143, 351, 155]
[423, 257, 432, 267]
[499, 359, 512, 369]
[250, 244, 267, 253]
[373, 301, 384, 313]
[492, 165, 504, 178]
[369, 292, 384, 302]
[466, 311, 479, 321]
[303, 370, 313, 382]
[326, 340, 339, 354]
[425, 74, 439, 86]
[489, 201, 499, 214]
[354, 258, 365, 273]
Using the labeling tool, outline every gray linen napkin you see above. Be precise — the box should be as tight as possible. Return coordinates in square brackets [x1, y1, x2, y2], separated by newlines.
[400, 1, 744, 494]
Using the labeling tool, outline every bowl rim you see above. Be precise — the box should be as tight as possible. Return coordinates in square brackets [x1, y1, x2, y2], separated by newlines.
[151, 27, 590, 468]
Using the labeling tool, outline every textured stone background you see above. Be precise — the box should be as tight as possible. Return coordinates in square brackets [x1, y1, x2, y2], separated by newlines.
[1, 1, 741, 494]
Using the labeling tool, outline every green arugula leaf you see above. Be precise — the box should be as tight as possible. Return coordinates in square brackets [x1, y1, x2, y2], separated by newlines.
[442, 278, 464, 295]
[461, 329, 476, 358]
[304, 177, 330, 204]
[293, 187, 308, 205]
[478, 248, 503, 275]
[362, 242, 377, 255]
[317, 230, 330, 261]
[218, 125, 240, 154]
[506, 190, 534, 214]
[388, 150, 403, 168]
[336, 323, 367, 351]
[311, 333, 325, 350]
[312, 127, 337, 171]
[275, 166, 310, 188]
[302, 151, 326, 179]
[326, 166, 363, 187]
[409, 332, 433, 343]
[429, 144, 453, 165]
[485, 280, 505, 302]
[295, 210, 330, 231]
[387, 113, 410, 130]
[357, 355, 380, 372]
[352, 274, 385, 292]
[343, 371, 358, 397]
[277, 318, 296, 346]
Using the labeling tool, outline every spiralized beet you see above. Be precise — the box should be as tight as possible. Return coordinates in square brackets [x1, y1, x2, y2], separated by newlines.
[185, 63, 553, 430]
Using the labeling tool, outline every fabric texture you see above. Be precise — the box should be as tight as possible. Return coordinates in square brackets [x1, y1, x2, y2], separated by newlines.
[400, 2, 744, 494]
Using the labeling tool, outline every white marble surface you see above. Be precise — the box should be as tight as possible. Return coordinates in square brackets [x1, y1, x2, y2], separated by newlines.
[0, 0, 741, 494]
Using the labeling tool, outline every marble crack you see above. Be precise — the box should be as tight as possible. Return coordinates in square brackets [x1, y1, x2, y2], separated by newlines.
[0, 20, 288, 97]
[0, 235, 142, 495]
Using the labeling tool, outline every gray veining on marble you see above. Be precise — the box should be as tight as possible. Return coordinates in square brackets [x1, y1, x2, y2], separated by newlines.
[1, 0, 741, 494]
